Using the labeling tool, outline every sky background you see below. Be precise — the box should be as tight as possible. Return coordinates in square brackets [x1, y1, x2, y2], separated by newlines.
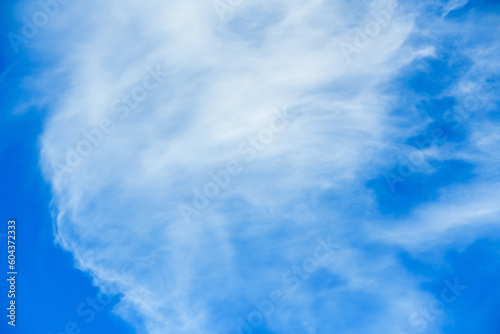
[0, 1, 139, 333]
[1, 0, 500, 333]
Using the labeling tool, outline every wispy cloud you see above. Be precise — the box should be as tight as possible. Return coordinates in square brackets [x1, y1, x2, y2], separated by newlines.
[0, 62, 17, 84]
[31, 0, 500, 333]
[441, 0, 469, 18]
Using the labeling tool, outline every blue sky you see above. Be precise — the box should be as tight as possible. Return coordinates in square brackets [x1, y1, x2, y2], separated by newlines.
[1, 0, 500, 333]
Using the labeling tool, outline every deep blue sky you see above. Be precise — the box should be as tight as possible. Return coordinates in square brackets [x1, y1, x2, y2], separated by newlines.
[1, 0, 500, 334]
[0, 1, 135, 333]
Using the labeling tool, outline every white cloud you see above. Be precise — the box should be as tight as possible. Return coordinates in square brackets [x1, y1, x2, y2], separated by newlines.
[32, 0, 500, 333]
[441, 0, 469, 18]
